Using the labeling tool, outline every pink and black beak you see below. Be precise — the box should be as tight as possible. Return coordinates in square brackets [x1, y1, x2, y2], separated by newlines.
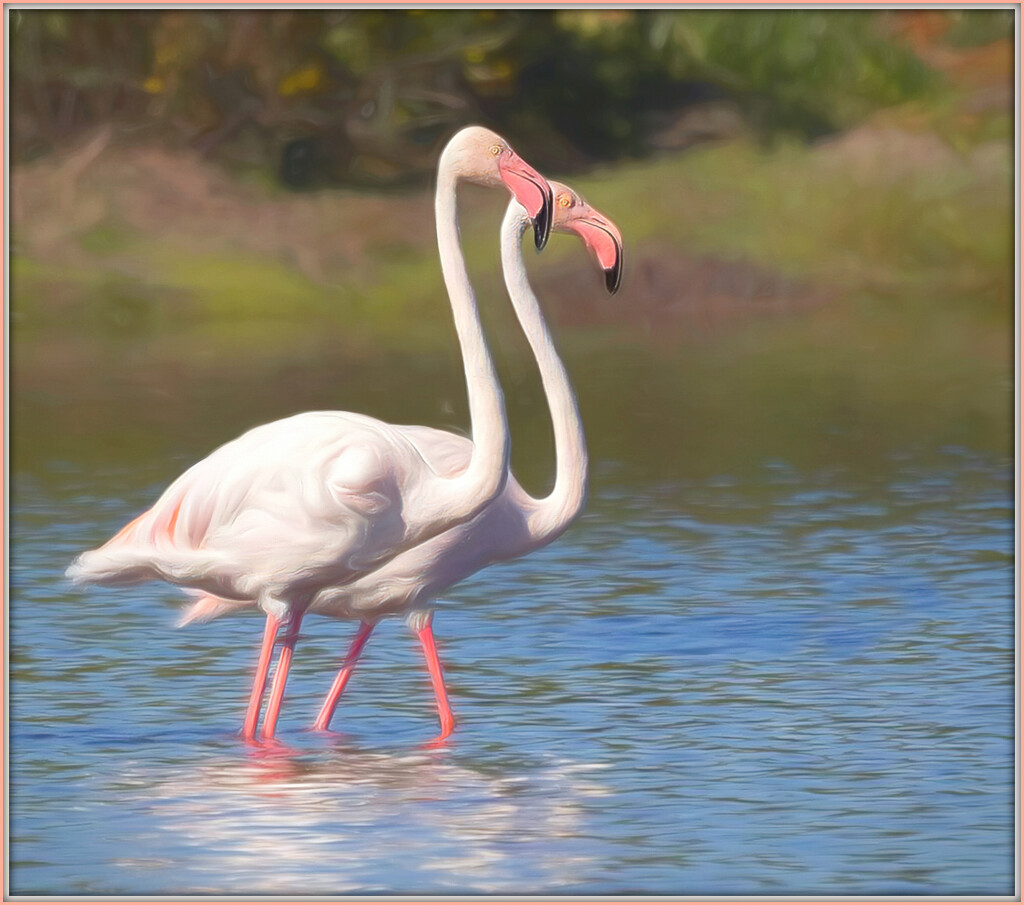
[573, 211, 623, 295]
[498, 152, 554, 250]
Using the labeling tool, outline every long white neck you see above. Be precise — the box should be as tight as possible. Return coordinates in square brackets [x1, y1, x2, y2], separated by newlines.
[501, 206, 588, 543]
[422, 161, 509, 528]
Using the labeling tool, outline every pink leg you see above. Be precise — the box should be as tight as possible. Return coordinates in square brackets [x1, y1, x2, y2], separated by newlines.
[312, 621, 375, 732]
[242, 613, 281, 740]
[260, 610, 303, 740]
[417, 620, 455, 741]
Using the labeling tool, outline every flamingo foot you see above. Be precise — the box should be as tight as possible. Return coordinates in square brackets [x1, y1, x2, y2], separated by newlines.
[421, 730, 454, 750]
[245, 736, 303, 759]
[416, 616, 457, 742]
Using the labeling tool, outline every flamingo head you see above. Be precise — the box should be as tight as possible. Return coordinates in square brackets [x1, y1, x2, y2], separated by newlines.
[445, 126, 553, 250]
[550, 182, 624, 294]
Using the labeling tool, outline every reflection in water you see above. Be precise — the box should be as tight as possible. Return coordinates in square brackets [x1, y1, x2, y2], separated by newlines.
[112, 745, 610, 894]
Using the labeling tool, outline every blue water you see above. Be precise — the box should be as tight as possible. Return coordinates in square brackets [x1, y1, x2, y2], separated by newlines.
[8, 445, 1014, 896]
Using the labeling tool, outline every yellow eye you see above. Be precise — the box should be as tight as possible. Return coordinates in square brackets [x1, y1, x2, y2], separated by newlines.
[558, 194, 572, 207]
[490, 144, 502, 156]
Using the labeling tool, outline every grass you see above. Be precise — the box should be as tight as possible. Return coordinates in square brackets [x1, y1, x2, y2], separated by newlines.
[12, 111, 1011, 335]
[574, 128, 1010, 314]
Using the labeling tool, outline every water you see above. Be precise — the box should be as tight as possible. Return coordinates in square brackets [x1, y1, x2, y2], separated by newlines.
[8, 329, 1015, 896]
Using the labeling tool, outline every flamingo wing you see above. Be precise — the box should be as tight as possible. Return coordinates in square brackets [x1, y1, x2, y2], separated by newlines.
[66, 412, 464, 601]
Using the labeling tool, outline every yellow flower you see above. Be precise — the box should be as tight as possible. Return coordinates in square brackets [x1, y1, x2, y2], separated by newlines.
[279, 63, 324, 97]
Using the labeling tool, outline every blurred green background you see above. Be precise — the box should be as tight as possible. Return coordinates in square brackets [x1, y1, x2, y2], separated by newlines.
[9, 8, 1015, 484]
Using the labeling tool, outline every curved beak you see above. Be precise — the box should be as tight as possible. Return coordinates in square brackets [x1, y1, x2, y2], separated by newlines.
[572, 212, 623, 295]
[499, 152, 553, 250]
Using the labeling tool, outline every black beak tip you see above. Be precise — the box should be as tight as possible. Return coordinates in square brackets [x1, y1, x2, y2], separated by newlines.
[533, 186, 553, 251]
[605, 258, 623, 295]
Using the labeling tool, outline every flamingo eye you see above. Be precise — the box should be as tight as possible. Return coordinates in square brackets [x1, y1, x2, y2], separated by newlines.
[558, 194, 572, 208]
[490, 144, 502, 156]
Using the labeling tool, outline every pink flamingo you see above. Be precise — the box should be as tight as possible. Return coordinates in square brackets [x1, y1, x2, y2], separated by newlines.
[181, 183, 623, 741]
[66, 127, 553, 740]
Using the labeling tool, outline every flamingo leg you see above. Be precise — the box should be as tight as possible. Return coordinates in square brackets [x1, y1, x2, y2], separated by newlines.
[242, 613, 282, 740]
[260, 610, 304, 740]
[312, 620, 375, 732]
[416, 619, 456, 741]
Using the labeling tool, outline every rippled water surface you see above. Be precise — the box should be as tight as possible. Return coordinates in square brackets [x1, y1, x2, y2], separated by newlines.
[8, 334, 1016, 896]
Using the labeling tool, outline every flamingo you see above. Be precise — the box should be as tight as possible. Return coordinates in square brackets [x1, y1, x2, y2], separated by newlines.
[180, 183, 624, 741]
[66, 126, 554, 740]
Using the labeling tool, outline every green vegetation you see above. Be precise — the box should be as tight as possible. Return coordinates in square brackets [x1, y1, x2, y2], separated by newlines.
[605, 136, 1010, 310]
[943, 8, 1016, 48]
[11, 117, 1010, 338]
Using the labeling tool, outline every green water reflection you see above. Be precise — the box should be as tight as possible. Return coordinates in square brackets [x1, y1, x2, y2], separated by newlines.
[12, 284, 1012, 499]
